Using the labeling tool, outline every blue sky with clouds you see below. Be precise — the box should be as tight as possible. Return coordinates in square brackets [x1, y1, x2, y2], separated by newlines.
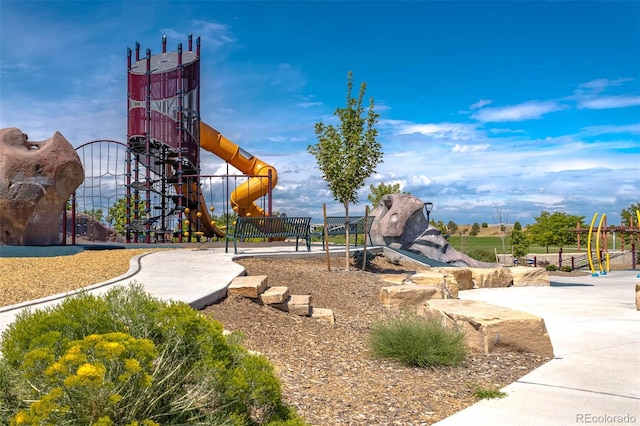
[1, 1, 639, 225]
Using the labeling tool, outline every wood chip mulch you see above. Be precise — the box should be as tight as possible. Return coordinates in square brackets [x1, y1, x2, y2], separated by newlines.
[204, 255, 551, 426]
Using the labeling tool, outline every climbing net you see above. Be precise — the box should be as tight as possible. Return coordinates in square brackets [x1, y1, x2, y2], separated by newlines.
[74, 140, 128, 229]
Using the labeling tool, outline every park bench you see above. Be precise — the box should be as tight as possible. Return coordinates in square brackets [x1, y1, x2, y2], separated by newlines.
[227, 216, 312, 254]
[312, 216, 375, 247]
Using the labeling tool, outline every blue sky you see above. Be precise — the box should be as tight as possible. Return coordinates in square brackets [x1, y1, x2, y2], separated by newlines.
[1, 1, 639, 225]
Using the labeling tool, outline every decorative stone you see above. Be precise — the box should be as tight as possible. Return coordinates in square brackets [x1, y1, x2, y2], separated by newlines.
[407, 271, 459, 299]
[509, 266, 550, 287]
[380, 274, 409, 285]
[271, 294, 312, 316]
[468, 267, 512, 288]
[260, 286, 290, 305]
[228, 275, 267, 298]
[379, 285, 446, 311]
[311, 307, 335, 323]
[418, 299, 554, 356]
[431, 267, 474, 291]
[0, 128, 84, 245]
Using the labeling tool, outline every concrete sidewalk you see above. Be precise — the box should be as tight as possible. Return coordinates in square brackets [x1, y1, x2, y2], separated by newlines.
[434, 271, 640, 426]
[0, 244, 346, 333]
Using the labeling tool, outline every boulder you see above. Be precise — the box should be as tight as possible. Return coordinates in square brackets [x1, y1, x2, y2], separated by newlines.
[509, 266, 550, 287]
[406, 271, 459, 298]
[380, 285, 447, 311]
[431, 267, 474, 290]
[369, 194, 496, 268]
[468, 267, 513, 288]
[418, 299, 554, 356]
[271, 294, 312, 316]
[311, 307, 336, 323]
[260, 286, 290, 305]
[0, 128, 84, 245]
[228, 275, 268, 298]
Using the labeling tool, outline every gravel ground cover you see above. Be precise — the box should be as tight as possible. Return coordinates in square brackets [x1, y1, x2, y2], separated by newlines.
[0, 247, 553, 425]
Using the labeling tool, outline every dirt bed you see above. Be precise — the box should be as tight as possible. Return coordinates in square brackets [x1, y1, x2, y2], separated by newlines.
[205, 255, 551, 425]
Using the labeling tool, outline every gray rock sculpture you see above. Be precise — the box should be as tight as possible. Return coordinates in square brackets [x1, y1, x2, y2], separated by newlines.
[0, 128, 84, 245]
[370, 193, 496, 268]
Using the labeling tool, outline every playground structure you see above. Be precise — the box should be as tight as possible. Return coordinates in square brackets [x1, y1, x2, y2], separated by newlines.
[568, 210, 640, 274]
[65, 35, 280, 244]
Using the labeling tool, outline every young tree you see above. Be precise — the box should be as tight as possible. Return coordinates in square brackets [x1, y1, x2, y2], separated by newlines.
[447, 220, 458, 234]
[367, 182, 405, 208]
[527, 210, 585, 253]
[510, 221, 529, 263]
[308, 71, 383, 270]
[492, 202, 510, 260]
[470, 222, 481, 237]
[621, 202, 640, 226]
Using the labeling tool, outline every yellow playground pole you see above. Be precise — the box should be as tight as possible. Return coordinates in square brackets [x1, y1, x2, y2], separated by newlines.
[596, 213, 606, 274]
[587, 213, 598, 275]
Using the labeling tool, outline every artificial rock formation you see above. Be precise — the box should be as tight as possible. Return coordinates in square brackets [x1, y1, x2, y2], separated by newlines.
[370, 193, 496, 267]
[0, 128, 84, 245]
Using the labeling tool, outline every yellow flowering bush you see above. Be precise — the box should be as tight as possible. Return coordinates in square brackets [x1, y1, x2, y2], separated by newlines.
[11, 332, 157, 425]
[0, 284, 307, 425]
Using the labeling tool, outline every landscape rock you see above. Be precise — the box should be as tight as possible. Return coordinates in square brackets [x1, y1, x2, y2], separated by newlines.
[260, 286, 290, 305]
[311, 307, 336, 323]
[406, 271, 459, 299]
[369, 193, 496, 268]
[509, 266, 550, 287]
[418, 299, 554, 356]
[380, 285, 447, 311]
[431, 267, 474, 291]
[228, 275, 268, 298]
[271, 294, 312, 316]
[468, 267, 513, 288]
[0, 128, 84, 245]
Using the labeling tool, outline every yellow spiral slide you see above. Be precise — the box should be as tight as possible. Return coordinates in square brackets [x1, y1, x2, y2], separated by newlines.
[173, 122, 279, 238]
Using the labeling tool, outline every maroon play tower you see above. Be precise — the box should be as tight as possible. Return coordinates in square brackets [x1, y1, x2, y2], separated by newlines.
[126, 35, 201, 243]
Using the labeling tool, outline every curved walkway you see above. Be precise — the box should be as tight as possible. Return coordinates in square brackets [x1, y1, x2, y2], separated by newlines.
[434, 271, 640, 426]
[1, 247, 639, 425]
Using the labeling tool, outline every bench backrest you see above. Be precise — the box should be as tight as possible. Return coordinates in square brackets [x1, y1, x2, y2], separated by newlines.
[234, 216, 311, 238]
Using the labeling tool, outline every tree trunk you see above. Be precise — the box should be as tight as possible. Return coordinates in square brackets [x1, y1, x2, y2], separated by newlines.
[344, 202, 350, 271]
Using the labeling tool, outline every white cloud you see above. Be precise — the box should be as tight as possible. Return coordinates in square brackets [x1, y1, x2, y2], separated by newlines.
[579, 124, 640, 136]
[394, 122, 479, 141]
[451, 144, 490, 153]
[471, 101, 566, 122]
[577, 95, 640, 110]
[470, 99, 492, 110]
[296, 102, 322, 108]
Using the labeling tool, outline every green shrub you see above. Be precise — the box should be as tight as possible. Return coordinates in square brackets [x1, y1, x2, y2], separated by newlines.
[546, 264, 558, 271]
[466, 249, 495, 263]
[351, 250, 376, 269]
[0, 284, 306, 426]
[560, 265, 572, 272]
[368, 315, 466, 368]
